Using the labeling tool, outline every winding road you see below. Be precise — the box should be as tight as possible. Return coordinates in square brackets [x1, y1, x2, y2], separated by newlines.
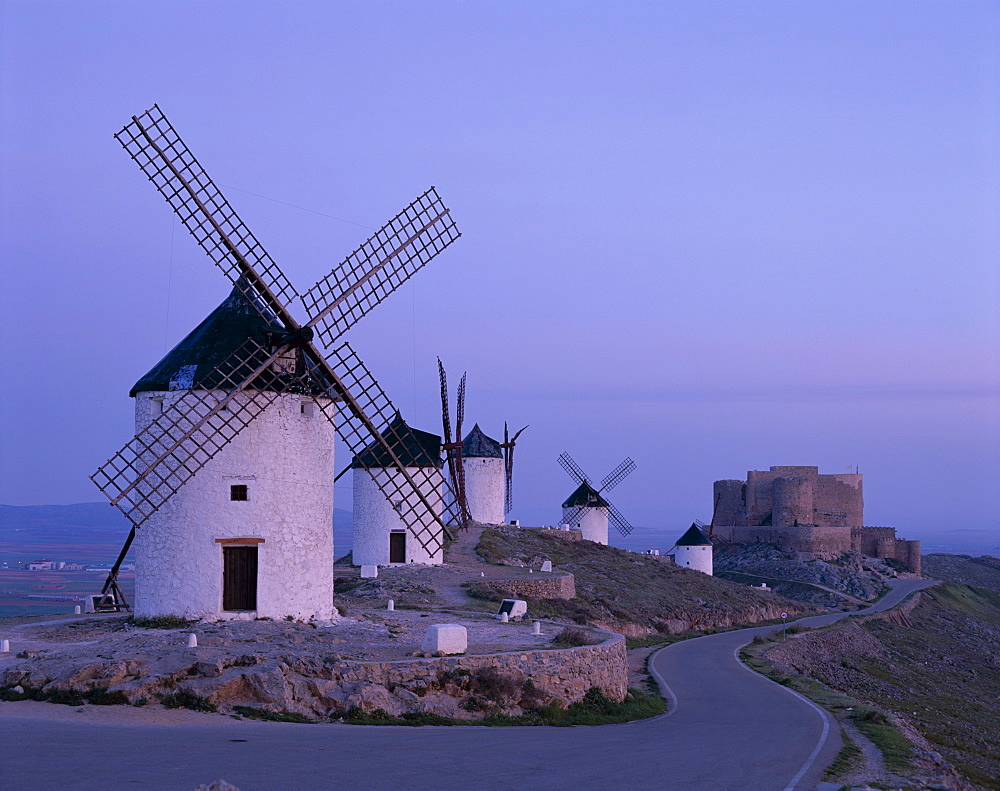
[0, 580, 933, 791]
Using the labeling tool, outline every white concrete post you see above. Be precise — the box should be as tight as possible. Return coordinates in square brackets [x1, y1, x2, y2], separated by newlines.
[500, 612, 509, 623]
[73, 605, 81, 614]
[1, 639, 9, 653]
[187, 633, 198, 648]
[532, 621, 541, 635]
[387, 599, 395, 611]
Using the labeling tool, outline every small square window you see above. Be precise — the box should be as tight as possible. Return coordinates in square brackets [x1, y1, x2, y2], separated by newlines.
[300, 402, 315, 417]
[150, 398, 163, 416]
[230, 485, 248, 501]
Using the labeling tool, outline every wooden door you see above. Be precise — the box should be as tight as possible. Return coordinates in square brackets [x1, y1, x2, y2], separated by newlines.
[223, 546, 258, 610]
[389, 532, 406, 563]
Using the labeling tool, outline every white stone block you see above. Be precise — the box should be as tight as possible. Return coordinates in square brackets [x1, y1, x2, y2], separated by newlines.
[387, 599, 394, 611]
[421, 623, 467, 655]
[1, 639, 9, 653]
[541, 560, 552, 572]
[360, 565, 378, 579]
[73, 605, 81, 614]
[532, 621, 541, 635]
[497, 599, 527, 620]
[187, 633, 198, 648]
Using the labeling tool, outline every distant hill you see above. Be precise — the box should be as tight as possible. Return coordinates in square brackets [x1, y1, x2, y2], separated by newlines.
[922, 553, 1000, 595]
[1, 503, 354, 564]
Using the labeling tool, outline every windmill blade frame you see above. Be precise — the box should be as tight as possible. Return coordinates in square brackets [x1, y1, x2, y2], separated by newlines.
[318, 343, 456, 554]
[91, 334, 319, 527]
[502, 422, 527, 517]
[302, 188, 461, 348]
[115, 105, 299, 316]
[600, 457, 636, 493]
[607, 501, 633, 537]
[557, 451, 590, 485]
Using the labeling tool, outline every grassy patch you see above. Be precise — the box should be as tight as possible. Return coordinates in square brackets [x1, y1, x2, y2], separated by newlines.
[0, 685, 130, 707]
[233, 706, 315, 723]
[823, 728, 863, 780]
[850, 709, 912, 775]
[336, 686, 665, 727]
[127, 615, 194, 629]
[551, 627, 601, 647]
[160, 690, 217, 712]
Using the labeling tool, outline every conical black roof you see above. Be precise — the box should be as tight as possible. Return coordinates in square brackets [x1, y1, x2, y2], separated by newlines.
[676, 523, 712, 546]
[462, 424, 502, 458]
[562, 481, 609, 509]
[131, 284, 287, 395]
[352, 415, 443, 469]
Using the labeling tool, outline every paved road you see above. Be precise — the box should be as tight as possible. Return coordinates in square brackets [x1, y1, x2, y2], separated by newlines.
[0, 580, 933, 791]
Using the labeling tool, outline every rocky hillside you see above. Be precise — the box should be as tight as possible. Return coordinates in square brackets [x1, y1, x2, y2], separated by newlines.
[761, 582, 1000, 790]
[475, 526, 816, 637]
[923, 554, 1000, 595]
[714, 542, 894, 608]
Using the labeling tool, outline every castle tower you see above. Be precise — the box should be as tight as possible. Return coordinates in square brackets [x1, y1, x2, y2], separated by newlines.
[673, 523, 713, 575]
[562, 483, 610, 544]
[352, 416, 445, 566]
[130, 286, 336, 621]
[461, 424, 505, 525]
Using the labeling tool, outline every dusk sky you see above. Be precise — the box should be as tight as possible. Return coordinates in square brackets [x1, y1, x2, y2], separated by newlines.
[1, 1, 998, 549]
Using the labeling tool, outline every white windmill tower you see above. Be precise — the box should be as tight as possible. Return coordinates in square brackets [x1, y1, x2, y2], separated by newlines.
[351, 416, 447, 566]
[461, 424, 505, 525]
[671, 523, 714, 575]
[557, 453, 635, 545]
[90, 106, 461, 619]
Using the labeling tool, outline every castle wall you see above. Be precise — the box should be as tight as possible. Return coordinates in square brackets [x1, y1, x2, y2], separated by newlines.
[133, 390, 336, 621]
[713, 480, 746, 527]
[772, 476, 813, 527]
[712, 524, 851, 558]
[353, 467, 445, 566]
[813, 474, 863, 527]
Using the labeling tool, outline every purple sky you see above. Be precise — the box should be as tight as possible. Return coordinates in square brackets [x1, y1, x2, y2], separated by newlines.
[1, 1, 998, 546]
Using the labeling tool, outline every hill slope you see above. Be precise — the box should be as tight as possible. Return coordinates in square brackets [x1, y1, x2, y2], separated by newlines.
[476, 525, 817, 637]
[761, 582, 1000, 790]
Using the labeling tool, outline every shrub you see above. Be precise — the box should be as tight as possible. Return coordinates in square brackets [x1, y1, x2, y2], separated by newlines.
[552, 627, 600, 648]
[233, 706, 314, 723]
[161, 690, 217, 712]
[46, 688, 86, 706]
[128, 615, 194, 630]
[85, 689, 130, 706]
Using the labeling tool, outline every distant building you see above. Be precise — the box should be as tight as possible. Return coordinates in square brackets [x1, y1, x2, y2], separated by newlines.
[26, 560, 54, 571]
[671, 524, 713, 575]
[710, 466, 920, 574]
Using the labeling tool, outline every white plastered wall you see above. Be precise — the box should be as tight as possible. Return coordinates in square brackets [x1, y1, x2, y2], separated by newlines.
[352, 467, 445, 566]
[674, 545, 713, 575]
[132, 390, 336, 621]
[462, 456, 505, 525]
[562, 505, 609, 545]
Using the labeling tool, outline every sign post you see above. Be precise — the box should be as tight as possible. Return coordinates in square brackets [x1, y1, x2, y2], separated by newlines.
[781, 611, 788, 640]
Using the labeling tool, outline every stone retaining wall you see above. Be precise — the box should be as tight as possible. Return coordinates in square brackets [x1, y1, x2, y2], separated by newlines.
[471, 574, 576, 601]
[3, 626, 627, 721]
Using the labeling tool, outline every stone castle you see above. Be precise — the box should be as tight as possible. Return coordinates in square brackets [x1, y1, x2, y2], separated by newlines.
[710, 466, 921, 574]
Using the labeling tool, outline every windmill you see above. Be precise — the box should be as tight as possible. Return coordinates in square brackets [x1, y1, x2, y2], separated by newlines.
[437, 358, 471, 529]
[501, 422, 528, 520]
[90, 105, 461, 618]
[557, 452, 635, 545]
